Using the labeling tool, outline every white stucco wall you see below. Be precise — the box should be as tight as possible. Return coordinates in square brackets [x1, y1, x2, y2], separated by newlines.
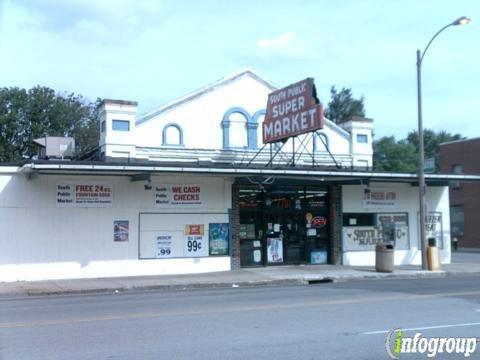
[99, 72, 367, 167]
[136, 75, 270, 150]
[342, 183, 451, 266]
[0, 171, 233, 282]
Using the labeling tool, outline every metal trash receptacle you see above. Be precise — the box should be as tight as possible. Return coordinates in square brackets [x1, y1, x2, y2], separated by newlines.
[375, 243, 394, 273]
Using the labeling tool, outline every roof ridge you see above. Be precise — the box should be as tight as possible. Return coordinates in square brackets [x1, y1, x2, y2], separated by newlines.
[137, 69, 277, 126]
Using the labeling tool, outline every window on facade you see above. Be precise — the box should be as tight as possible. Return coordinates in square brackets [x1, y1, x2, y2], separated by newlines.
[452, 164, 463, 174]
[162, 124, 183, 146]
[229, 112, 248, 148]
[356, 134, 368, 143]
[450, 205, 465, 237]
[314, 132, 329, 152]
[101, 120, 106, 133]
[112, 120, 130, 131]
[451, 164, 463, 189]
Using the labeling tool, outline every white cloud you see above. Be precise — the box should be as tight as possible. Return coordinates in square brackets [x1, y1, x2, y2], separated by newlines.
[8, 0, 166, 41]
[255, 32, 316, 59]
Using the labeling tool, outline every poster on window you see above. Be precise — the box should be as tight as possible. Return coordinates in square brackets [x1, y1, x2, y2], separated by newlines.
[418, 212, 444, 249]
[209, 223, 229, 256]
[343, 212, 409, 251]
[184, 224, 208, 257]
[113, 220, 129, 242]
[155, 185, 202, 208]
[57, 182, 113, 207]
[267, 237, 283, 263]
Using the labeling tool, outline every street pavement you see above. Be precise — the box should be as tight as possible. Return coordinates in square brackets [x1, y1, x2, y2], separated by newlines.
[1, 275, 480, 360]
[0, 251, 478, 297]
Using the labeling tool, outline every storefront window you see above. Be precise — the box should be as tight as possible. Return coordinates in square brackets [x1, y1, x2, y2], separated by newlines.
[238, 184, 330, 267]
[342, 212, 410, 251]
[239, 187, 263, 209]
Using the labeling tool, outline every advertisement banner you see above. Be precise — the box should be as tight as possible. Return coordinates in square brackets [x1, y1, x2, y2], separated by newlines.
[155, 185, 202, 208]
[155, 234, 174, 258]
[209, 223, 229, 256]
[267, 237, 283, 263]
[113, 220, 129, 242]
[57, 182, 113, 207]
[418, 212, 444, 249]
[343, 213, 409, 251]
[184, 224, 208, 257]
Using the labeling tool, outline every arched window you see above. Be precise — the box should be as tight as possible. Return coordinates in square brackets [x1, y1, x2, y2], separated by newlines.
[313, 132, 329, 152]
[229, 112, 248, 148]
[162, 123, 184, 146]
[222, 107, 263, 150]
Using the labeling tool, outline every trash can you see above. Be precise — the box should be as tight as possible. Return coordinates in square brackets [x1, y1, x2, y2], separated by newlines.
[427, 237, 441, 271]
[375, 243, 394, 273]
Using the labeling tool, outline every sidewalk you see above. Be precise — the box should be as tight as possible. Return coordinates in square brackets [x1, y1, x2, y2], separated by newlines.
[1, 252, 479, 297]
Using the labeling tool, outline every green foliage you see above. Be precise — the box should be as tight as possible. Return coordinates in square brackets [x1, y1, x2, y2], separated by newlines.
[324, 86, 365, 124]
[373, 130, 465, 172]
[373, 136, 417, 172]
[0, 86, 100, 162]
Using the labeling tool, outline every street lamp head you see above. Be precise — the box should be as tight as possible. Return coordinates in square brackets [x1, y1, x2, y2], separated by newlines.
[452, 16, 471, 26]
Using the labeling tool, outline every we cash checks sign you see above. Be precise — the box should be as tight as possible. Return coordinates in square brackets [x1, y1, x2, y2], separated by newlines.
[262, 78, 324, 143]
[155, 184, 203, 208]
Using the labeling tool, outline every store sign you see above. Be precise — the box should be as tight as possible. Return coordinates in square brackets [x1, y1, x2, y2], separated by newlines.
[363, 189, 398, 209]
[262, 78, 324, 143]
[156, 234, 174, 258]
[418, 212, 444, 249]
[155, 184, 202, 208]
[184, 224, 208, 257]
[56, 181, 112, 207]
[311, 216, 327, 228]
[343, 226, 409, 251]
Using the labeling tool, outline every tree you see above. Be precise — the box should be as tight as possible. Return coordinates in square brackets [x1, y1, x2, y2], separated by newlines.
[406, 129, 463, 166]
[373, 129, 465, 172]
[0, 86, 100, 162]
[324, 86, 366, 124]
[373, 136, 418, 172]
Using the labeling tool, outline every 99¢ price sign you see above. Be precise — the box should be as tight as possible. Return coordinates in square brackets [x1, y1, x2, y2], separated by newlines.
[184, 224, 208, 257]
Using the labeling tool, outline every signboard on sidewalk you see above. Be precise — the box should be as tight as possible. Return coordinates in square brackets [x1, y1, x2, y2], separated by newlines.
[262, 78, 324, 143]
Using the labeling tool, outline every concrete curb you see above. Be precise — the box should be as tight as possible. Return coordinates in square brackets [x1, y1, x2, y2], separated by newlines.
[2, 269, 480, 298]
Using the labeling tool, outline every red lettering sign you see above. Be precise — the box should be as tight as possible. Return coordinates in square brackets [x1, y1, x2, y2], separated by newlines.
[263, 78, 324, 143]
[311, 216, 327, 228]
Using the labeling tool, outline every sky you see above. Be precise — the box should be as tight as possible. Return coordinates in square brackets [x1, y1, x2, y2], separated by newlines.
[0, 0, 478, 139]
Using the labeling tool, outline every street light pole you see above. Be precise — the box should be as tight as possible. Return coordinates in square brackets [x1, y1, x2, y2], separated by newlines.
[417, 16, 470, 270]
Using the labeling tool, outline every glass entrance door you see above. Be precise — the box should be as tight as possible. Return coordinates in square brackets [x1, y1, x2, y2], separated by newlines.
[238, 184, 330, 267]
[265, 211, 306, 264]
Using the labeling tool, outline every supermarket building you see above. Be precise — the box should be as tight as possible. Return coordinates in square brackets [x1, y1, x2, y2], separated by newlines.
[0, 70, 465, 282]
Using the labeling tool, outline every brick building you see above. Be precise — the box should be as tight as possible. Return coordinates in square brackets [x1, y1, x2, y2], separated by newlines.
[439, 138, 480, 248]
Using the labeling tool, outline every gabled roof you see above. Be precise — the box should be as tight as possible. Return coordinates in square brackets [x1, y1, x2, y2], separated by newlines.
[137, 68, 277, 126]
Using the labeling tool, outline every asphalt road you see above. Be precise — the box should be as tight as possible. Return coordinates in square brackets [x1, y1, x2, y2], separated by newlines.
[1, 276, 480, 360]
